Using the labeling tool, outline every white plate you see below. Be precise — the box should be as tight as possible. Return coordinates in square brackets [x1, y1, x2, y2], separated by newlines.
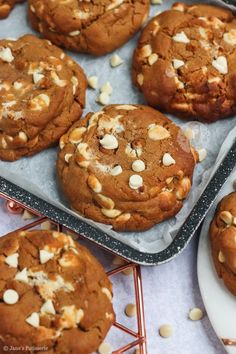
[197, 171, 236, 354]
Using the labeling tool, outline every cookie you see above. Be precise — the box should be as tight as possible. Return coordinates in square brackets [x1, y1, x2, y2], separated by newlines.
[210, 192, 236, 296]
[0, 34, 87, 161]
[0, 230, 114, 353]
[132, 2, 236, 122]
[28, 0, 150, 56]
[0, 0, 23, 19]
[57, 104, 197, 232]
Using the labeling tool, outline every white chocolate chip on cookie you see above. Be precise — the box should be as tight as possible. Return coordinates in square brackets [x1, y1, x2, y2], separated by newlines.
[172, 31, 190, 43]
[110, 165, 123, 176]
[129, 175, 143, 190]
[148, 124, 170, 141]
[39, 249, 54, 264]
[25, 312, 40, 328]
[162, 153, 176, 166]
[100, 134, 118, 150]
[132, 160, 145, 172]
[212, 56, 228, 74]
[5, 253, 19, 268]
[0, 47, 14, 62]
[3, 289, 19, 305]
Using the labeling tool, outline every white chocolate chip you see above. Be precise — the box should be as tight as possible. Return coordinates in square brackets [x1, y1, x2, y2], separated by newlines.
[132, 160, 145, 172]
[18, 131, 28, 142]
[110, 54, 124, 67]
[71, 76, 78, 95]
[51, 71, 67, 87]
[148, 124, 170, 141]
[172, 31, 190, 43]
[162, 153, 176, 166]
[148, 53, 158, 65]
[22, 209, 35, 220]
[137, 73, 144, 86]
[25, 312, 40, 328]
[218, 250, 226, 263]
[212, 56, 228, 75]
[13, 81, 23, 90]
[69, 30, 80, 36]
[41, 220, 53, 230]
[141, 44, 152, 58]
[125, 303, 136, 317]
[88, 76, 98, 89]
[30, 93, 50, 110]
[100, 134, 118, 150]
[98, 342, 113, 354]
[15, 268, 29, 283]
[189, 308, 203, 321]
[110, 165, 123, 176]
[197, 148, 207, 162]
[0, 47, 14, 62]
[159, 324, 173, 338]
[101, 287, 112, 301]
[39, 250, 54, 264]
[5, 253, 19, 268]
[65, 153, 73, 163]
[33, 72, 44, 84]
[100, 82, 113, 95]
[40, 299, 56, 315]
[3, 289, 19, 305]
[223, 29, 236, 45]
[101, 209, 122, 218]
[129, 175, 143, 190]
[69, 127, 86, 144]
[172, 59, 185, 69]
[151, 0, 162, 3]
[87, 175, 102, 193]
[208, 77, 221, 84]
[115, 105, 137, 110]
[97, 92, 110, 105]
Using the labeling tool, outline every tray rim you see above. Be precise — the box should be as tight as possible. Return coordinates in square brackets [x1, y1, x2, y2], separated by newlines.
[0, 136, 235, 266]
[0, 176, 190, 266]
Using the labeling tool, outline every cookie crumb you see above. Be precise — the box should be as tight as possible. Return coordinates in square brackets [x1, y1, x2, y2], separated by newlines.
[125, 303, 137, 317]
[159, 324, 173, 338]
[88, 76, 98, 89]
[110, 54, 124, 67]
[189, 308, 204, 321]
[98, 342, 112, 354]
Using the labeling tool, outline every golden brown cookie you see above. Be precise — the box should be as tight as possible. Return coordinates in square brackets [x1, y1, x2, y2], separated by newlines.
[28, 0, 150, 56]
[0, 0, 24, 19]
[210, 192, 236, 296]
[57, 104, 197, 232]
[0, 230, 114, 354]
[132, 2, 236, 122]
[0, 34, 87, 161]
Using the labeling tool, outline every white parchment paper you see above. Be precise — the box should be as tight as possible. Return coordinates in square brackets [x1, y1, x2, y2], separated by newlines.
[0, 0, 236, 254]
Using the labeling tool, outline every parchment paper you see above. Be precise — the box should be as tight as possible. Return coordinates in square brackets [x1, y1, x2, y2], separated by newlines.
[0, 0, 236, 254]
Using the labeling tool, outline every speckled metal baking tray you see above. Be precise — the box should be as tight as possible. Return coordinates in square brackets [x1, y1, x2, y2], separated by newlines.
[0, 138, 235, 265]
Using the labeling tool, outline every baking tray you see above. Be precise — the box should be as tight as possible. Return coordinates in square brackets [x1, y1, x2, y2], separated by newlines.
[0, 0, 236, 265]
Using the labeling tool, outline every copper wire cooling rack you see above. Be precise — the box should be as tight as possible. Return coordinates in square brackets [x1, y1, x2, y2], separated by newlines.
[0, 193, 148, 354]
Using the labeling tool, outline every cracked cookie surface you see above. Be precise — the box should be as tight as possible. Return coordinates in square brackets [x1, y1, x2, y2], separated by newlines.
[0, 0, 24, 19]
[133, 2, 236, 122]
[0, 230, 114, 354]
[210, 192, 236, 296]
[0, 34, 87, 161]
[28, 0, 150, 56]
[57, 104, 197, 232]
